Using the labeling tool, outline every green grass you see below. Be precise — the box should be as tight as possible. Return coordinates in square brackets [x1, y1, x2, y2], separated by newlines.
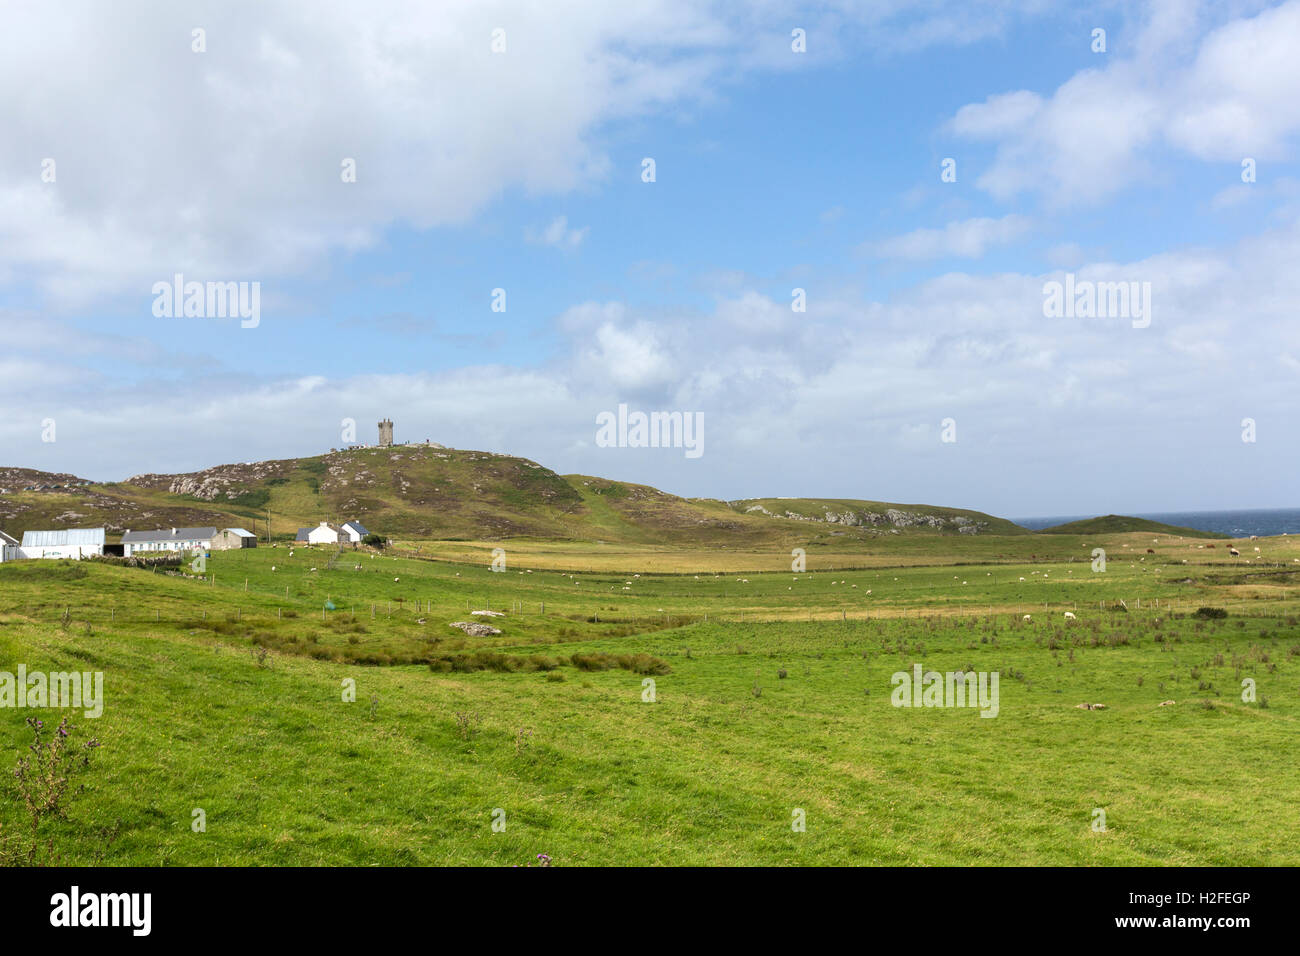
[1, 537, 1298, 865]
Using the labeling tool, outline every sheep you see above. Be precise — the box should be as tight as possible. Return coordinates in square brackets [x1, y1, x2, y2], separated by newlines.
[1064, 611, 1076, 621]
[1023, 614, 1032, 622]
[1229, 547, 1241, 556]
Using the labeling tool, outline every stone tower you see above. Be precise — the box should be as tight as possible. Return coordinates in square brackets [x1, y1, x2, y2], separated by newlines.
[378, 418, 393, 447]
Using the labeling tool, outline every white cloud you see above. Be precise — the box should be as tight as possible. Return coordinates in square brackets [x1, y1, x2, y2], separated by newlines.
[0, 0, 1052, 309]
[863, 214, 1031, 259]
[529, 216, 588, 249]
[948, 0, 1300, 204]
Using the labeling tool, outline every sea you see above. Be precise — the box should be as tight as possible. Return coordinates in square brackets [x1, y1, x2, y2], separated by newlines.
[1013, 508, 1300, 538]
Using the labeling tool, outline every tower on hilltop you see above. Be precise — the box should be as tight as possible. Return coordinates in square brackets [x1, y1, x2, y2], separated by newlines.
[378, 418, 393, 447]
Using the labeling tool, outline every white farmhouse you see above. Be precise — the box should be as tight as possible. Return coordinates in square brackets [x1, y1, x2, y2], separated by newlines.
[341, 520, 369, 543]
[120, 527, 217, 556]
[19, 528, 106, 560]
[306, 521, 344, 545]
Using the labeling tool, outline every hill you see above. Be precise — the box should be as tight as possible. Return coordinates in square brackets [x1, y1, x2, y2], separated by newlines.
[730, 497, 1028, 536]
[0, 445, 1022, 545]
[1037, 514, 1229, 539]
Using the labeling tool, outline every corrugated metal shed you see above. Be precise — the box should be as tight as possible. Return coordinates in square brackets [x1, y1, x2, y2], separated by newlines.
[21, 528, 106, 547]
[224, 528, 256, 537]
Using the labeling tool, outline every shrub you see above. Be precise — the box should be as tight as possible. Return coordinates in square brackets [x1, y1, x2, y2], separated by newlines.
[1194, 607, 1228, 620]
[1, 717, 102, 866]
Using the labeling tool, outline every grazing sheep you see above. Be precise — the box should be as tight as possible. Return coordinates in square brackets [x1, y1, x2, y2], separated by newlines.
[1023, 614, 1032, 622]
[1229, 547, 1241, 556]
[1064, 611, 1076, 621]
[1146, 548, 1155, 554]
[394, 577, 399, 582]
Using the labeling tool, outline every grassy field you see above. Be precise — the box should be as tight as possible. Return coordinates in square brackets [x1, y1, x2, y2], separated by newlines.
[1, 531, 1298, 865]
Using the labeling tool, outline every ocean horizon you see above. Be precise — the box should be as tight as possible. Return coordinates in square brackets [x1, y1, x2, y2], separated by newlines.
[1013, 507, 1300, 538]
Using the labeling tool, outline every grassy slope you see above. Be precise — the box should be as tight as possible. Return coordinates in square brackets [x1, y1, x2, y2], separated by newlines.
[1039, 515, 1229, 539]
[2, 538, 1298, 865]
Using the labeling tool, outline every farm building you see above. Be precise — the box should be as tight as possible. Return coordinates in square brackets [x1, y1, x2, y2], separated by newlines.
[305, 521, 344, 545]
[121, 527, 217, 556]
[213, 528, 257, 550]
[0, 529, 19, 562]
[19, 527, 105, 560]
[341, 520, 369, 543]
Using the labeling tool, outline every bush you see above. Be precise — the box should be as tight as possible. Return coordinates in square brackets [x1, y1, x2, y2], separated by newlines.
[362, 533, 385, 548]
[1194, 607, 1228, 620]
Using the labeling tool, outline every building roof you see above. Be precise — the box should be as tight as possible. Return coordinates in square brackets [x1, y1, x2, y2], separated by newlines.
[121, 527, 217, 543]
[21, 527, 106, 547]
[0, 529, 19, 546]
[295, 528, 311, 540]
[342, 520, 369, 535]
[223, 528, 256, 537]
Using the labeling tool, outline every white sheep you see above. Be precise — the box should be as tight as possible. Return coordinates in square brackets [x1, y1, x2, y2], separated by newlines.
[1064, 611, 1076, 621]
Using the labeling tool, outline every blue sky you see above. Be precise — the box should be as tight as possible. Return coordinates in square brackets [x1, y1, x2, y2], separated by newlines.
[2, 0, 1298, 519]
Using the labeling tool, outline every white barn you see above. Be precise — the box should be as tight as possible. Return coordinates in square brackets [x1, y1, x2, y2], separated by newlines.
[0, 529, 19, 562]
[19, 528, 106, 560]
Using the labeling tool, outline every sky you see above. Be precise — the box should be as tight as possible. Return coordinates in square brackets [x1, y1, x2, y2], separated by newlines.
[1, 0, 1298, 519]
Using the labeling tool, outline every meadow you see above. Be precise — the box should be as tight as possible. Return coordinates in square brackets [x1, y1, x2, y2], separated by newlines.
[1, 530, 1297, 865]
